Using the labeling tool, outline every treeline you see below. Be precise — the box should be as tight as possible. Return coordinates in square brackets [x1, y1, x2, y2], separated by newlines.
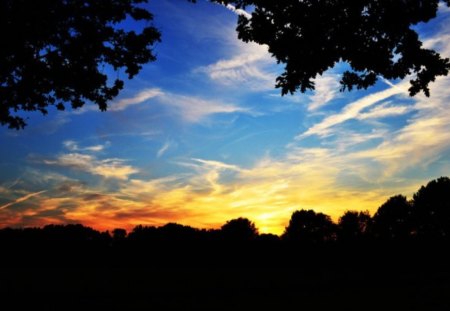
[1, 177, 450, 266]
[2, 178, 450, 310]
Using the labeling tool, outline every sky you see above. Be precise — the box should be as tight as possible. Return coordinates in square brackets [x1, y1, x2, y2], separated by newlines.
[1, 1, 450, 234]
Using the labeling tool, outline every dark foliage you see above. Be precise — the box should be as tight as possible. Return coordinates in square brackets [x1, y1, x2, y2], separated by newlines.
[220, 217, 259, 241]
[337, 210, 371, 243]
[413, 176, 450, 239]
[221, 0, 450, 96]
[372, 195, 412, 240]
[0, 0, 160, 129]
[282, 209, 335, 244]
[1, 177, 450, 309]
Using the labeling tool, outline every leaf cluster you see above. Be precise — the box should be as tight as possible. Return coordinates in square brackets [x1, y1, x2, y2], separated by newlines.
[221, 0, 450, 96]
[0, 0, 160, 129]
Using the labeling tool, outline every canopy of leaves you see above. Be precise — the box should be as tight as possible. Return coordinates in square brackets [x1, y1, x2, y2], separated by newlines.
[372, 195, 412, 240]
[413, 176, 450, 238]
[0, 0, 160, 129]
[282, 209, 335, 243]
[221, 217, 259, 241]
[222, 0, 450, 96]
[337, 210, 371, 242]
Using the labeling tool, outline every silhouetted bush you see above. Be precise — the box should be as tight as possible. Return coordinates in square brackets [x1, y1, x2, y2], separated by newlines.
[337, 210, 371, 243]
[282, 210, 336, 244]
[220, 217, 259, 242]
[372, 195, 412, 241]
[412, 177, 450, 240]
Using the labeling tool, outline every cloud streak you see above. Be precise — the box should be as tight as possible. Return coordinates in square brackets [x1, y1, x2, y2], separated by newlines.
[0, 190, 47, 211]
[197, 29, 276, 91]
[110, 88, 164, 111]
[63, 140, 108, 152]
[298, 80, 410, 138]
[224, 4, 252, 19]
[157, 141, 172, 158]
[308, 74, 341, 111]
[42, 153, 138, 180]
[158, 93, 251, 123]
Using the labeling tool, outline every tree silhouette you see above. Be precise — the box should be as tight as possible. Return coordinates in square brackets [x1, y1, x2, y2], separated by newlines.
[337, 210, 372, 243]
[112, 228, 127, 242]
[223, 0, 450, 96]
[220, 217, 259, 241]
[0, 0, 160, 129]
[158, 222, 199, 244]
[371, 195, 412, 241]
[3, 1, 450, 130]
[282, 210, 335, 244]
[412, 177, 450, 240]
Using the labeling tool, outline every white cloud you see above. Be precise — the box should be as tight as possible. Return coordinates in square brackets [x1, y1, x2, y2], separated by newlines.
[308, 74, 341, 111]
[158, 93, 251, 123]
[71, 88, 163, 115]
[63, 140, 78, 151]
[351, 76, 450, 177]
[157, 141, 172, 158]
[357, 102, 413, 120]
[43, 153, 138, 180]
[225, 4, 252, 19]
[438, 2, 450, 13]
[63, 140, 107, 152]
[192, 158, 244, 172]
[0, 190, 47, 211]
[197, 30, 277, 91]
[298, 80, 410, 138]
[110, 88, 163, 111]
[84, 144, 106, 152]
[91, 87, 250, 123]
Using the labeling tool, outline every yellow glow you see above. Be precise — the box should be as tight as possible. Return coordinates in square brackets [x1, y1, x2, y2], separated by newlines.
[1, 163, 403, 235]
[3, 102, 446, 234]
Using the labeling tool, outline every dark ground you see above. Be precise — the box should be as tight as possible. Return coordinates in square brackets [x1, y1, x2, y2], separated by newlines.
[1, 245, 449, 310]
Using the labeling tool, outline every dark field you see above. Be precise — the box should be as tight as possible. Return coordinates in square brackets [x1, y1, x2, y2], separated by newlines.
[1, 243, 450, 310]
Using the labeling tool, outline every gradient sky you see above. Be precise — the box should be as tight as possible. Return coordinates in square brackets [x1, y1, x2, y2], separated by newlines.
[1, 1, 450, 234]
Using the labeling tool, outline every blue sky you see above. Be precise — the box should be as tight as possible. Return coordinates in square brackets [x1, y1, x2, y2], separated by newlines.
[1, 1, 450, 234]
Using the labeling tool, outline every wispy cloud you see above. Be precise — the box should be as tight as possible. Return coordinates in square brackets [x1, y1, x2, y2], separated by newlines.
[158, 93, 251, 123]
[351, 77, 450, 178]
[157, 141, 173, 158]
[308, 73, 341, 111]
[298, 80, 410, 138]
[63, 140, 108, 152]
[71, 88, 163, 115]
[0, 190, 47, 211]
[357, 102, 413, 120]
[192, 158, 244, 172]
[196, 30, 276, 91]
[224, 3, 252, 19]
[87, 87, 251, 123]
[110, 88, 164, 111]
[41, 153, 138, 180]
[4, 136, 445, 234]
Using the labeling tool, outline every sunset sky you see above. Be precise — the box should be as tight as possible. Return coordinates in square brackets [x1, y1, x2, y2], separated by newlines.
[1, 1, 450, 234]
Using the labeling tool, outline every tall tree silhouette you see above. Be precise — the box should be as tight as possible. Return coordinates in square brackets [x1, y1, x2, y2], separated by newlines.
[337, 210, 372, 243]
[222, 0, 450, 96]
[282, 210, 335, 244]
[220, 217, 259, 242]
[412, 177, 450, 240]
[372, 195, 412, 241]
[0, 0, 160, 129]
